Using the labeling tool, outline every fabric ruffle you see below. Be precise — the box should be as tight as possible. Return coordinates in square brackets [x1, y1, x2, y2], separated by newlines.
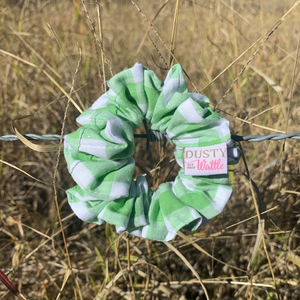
[64, 63, 240, 241]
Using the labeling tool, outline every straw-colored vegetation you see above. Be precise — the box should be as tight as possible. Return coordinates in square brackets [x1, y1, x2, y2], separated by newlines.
[0, 0, 300, 299]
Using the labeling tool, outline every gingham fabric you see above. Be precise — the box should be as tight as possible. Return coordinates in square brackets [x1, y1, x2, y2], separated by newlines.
[64, 63, 240, 241]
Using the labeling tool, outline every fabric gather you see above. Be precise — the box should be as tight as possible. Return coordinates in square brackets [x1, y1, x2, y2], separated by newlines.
[64, 63, 240, 241]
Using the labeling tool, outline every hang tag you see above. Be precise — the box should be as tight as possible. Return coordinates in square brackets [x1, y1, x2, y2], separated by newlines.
[183, 143, 228, 176]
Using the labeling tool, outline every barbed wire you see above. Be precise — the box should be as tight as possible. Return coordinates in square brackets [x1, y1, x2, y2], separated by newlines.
[1, 132, 300, 143]
[0, 134, 64, 142]
[231, 133, 300, 142]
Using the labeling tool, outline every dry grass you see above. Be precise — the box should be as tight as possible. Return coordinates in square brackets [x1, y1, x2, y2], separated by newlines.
[1, 0, 300, 299]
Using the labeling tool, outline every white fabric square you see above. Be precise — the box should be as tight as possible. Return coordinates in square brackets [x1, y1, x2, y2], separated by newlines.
[70, 201, 95, 221]
[107, 88, 117, 96]
[78, 138, 107, 159]
[139, 103, 147, 115]
[91, 94, 109, 110]
[107, 182, 129, 201]
[166, 129, 175, 139]
[105, 118, 125, 144]
[71, 161, 95, 188]
[192, 93, 209, 103]
[76, 114, 92, 125]
[64, 139, 73, 150]
[163, 216, 176, 234]
[180, 177, 196, 191]
[212, 186, 232, 213]
[163, 77, 184, 106]
[178, 98, 203, 123]
[132, 63, 144, 83]
[214, 119, 230, 138]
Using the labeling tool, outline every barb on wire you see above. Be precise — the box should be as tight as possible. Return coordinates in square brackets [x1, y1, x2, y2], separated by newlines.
[1, 132, 300, 143]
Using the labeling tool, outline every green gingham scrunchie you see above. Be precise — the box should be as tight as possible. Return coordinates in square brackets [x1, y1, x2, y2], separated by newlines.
[64, 63, 240, 241]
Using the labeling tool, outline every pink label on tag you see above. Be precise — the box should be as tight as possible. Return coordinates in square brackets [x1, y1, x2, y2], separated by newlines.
[183, 143, 228, 176]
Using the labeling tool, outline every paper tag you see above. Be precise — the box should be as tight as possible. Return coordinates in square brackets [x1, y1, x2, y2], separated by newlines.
[183, 143, 228, 176]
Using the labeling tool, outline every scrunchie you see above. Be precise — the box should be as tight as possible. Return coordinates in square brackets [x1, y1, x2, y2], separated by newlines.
[64, 63, 240, 241]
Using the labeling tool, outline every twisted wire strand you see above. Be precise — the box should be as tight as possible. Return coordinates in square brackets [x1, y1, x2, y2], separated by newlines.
[0, 134, 64, 142]
[1, 132, 300, 143]
[231, 133, 300, 142]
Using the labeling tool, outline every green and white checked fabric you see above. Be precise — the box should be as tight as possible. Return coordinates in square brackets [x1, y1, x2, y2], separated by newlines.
[64, 63, 240, 241]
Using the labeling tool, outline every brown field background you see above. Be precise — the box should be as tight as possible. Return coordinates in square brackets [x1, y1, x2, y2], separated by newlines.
[0, 0, 300, 299]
